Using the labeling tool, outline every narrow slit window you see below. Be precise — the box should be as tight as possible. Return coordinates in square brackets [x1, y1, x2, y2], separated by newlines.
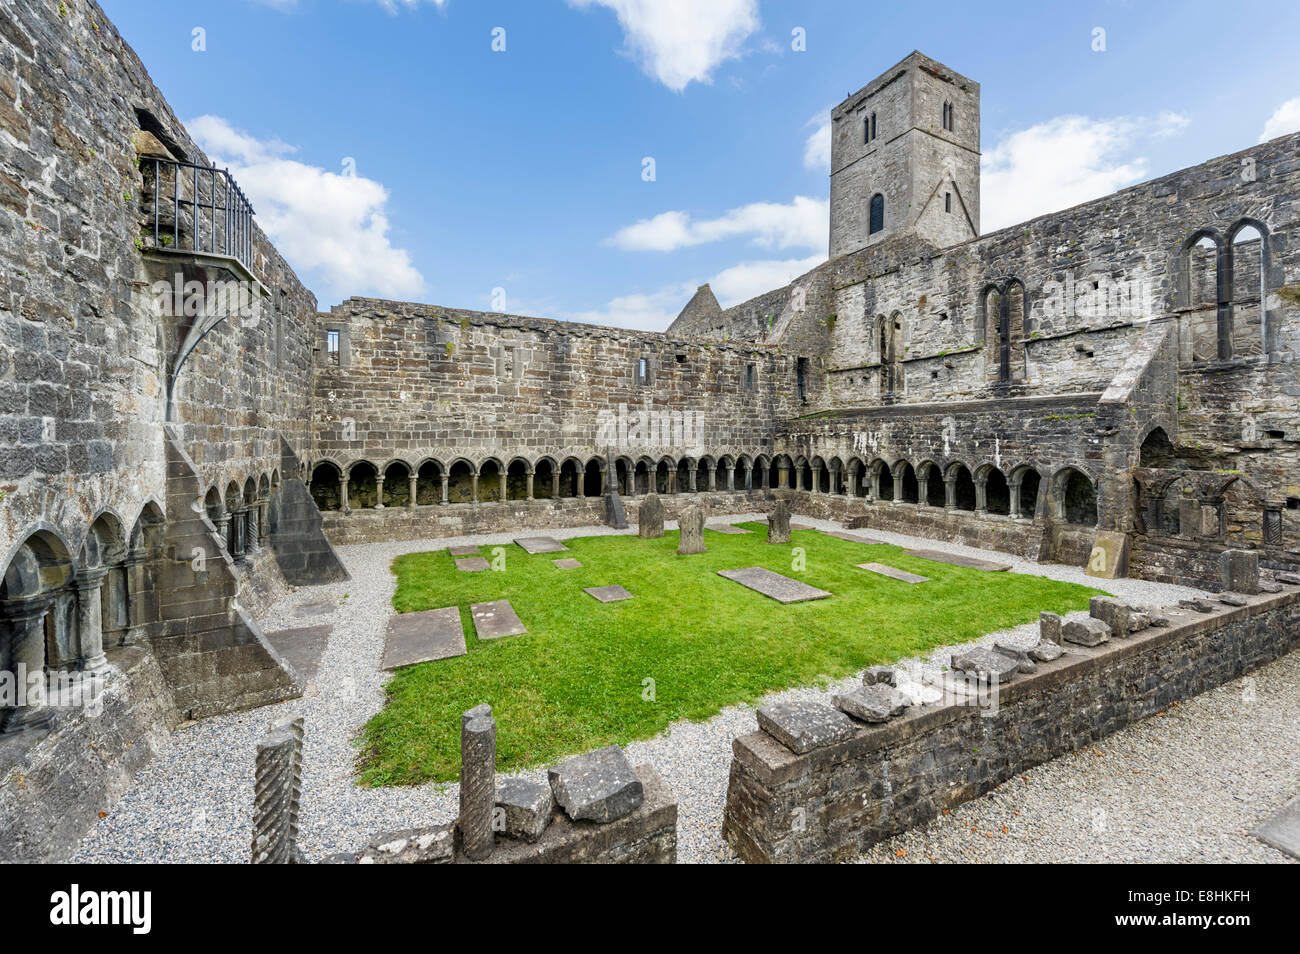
[945, 192, 952, 213]
[746, 363, 755, 390]
[326, 329, 340, 366]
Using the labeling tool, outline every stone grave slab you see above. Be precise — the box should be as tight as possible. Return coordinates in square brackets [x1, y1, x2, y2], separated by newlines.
[584, 585, 633, 603]
[903, 548, 1011, 572]
[706, 523, 751, 534]
[448, 545, 481, 557]
[455, 557, 491, 572]
[470, 599, 527, 640]
[515, 536, 570, 554]
[382, 607, 466, 670]
[264, 624, 331, 683]
[1253, 795, 1300, 860]
[826, 530, 886, 544]
[552, 558, 582, 569]
[716, 567, 831, 603]
[292, 599, 334, 619]
[856, 562, 929, 584]
[756, 699, 855, 754]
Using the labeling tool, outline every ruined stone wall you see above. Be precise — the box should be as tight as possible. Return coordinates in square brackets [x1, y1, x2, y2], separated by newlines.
[309, 298, 801, 499]
[722, 585, 1300, 863]
[0, 0, 318, 573]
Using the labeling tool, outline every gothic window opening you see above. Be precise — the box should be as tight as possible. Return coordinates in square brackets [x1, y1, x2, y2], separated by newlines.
[868, 193, 884, 235]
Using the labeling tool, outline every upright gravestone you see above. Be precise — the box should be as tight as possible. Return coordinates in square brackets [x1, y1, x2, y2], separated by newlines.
[459, 708, 497, 861]
[767, 500, 791, 544]
[603, 447, 628, 530]
[638, 493, 665, 539]
[677, 504, 706, 555]
[1219, 549, 1261, 594]
[251, 716, 304, 864]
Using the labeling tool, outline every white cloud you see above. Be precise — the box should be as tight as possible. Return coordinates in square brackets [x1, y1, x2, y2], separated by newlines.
[564, 253, 824, 331]
[980, 112, 1188, 233]
[606, 196, 828, 252]
[1260, 97, 1300, 142]
[568, 0, 759, 91]
[803, 113, 831, 173]
[188, 115, 424, 301]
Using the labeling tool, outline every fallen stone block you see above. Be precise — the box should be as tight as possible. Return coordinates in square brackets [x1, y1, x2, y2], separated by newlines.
[833, 684, 911, 723]
[1259, 581, 1283, 594]
[1062, 617, 1110, 647]
[1219, 592, 1249, 607]
[1275, 572, 1300, 585]
[992, 642, 1038, 673]
[1148, 613, 1172, 627]
[1039, 611, 1063, 644]
[1128, 612, 1151, 633]
[548, 745, 644, 824]
[1179, 598, 1213, 613]
[950, 646, 1021, 683]
[357, 825, 454, 864]
[1026, 639, 1064, 662]
[495, 777, 554, 843]
[1090, 596, 1132, 638]
[1219, 549, 1261, 595]
[756, 699, 856, 754]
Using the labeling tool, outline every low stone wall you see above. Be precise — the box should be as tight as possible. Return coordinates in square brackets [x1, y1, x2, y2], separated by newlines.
[721, 586, 1300, 863]
[319, 490, 776, 545]
[0, 645, 181, 862]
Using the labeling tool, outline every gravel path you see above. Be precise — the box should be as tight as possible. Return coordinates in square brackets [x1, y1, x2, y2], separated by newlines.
[72, 512, 1284, 864]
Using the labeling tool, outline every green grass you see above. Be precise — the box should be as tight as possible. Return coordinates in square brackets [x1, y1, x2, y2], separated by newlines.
[358, 524, 1104, 786]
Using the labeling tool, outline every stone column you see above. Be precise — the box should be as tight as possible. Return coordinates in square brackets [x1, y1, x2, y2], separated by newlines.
[460, 707, 497, 861]
[810, 466, 821, 495]
[944, 477, 957, 509]
[708, 466, 717, 492]
[252, 717, 304, 864]
[794, 467, 803, 492]
[499, 471, 508, 504]
[0, 595, 54, 732]
[232, 508, 248, 559]
[974, 476, 988, 514]
[246, 506, 260, 552]
[668, 471, 677, 495]
[526, 470, 535, 500]
[917, 474, 930, 507]
[727, 467, 735, 492]
[122, 553, 148, 644]
[870, 468, 881, 500]
[625, 469, 635, 497]
[216, 512, 231, 551]
[440, 475, 449, 505]
[257, 499, 270, 546]
[72, 567, 109, 673]
[551, 472, 560, 499]
[470, 473, 479, 504]
[341, 478, 351, 514]
[777, 463, 789, 489]
[408, 473, 417, 507]
[688, 468, 697, 492]
[374, 475, 385, 508]
[1008, 480, 1022, 519]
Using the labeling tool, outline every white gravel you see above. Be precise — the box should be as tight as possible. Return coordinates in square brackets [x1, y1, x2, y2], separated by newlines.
[72, 512, 1271, 864]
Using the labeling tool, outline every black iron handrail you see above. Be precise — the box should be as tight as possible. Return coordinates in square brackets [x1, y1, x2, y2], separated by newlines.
[142, 157, 257, 273]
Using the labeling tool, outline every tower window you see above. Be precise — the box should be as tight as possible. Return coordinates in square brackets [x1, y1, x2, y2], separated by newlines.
[868, 193, 885, 235]
[635, 355, 650, 385]
[870, 112, 877, 141]
[745, 363, 755, 391]
[942, 101, 954, 132]
[945, 192, 952, 213]
[796, 357, 808, 401]
[326, 330, 340, 366]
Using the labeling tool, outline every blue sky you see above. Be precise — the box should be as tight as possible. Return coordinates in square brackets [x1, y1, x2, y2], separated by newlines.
[102, 0, 1300, 327]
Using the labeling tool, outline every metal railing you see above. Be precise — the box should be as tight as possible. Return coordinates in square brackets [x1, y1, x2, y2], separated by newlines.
[142, 157, 256, 273]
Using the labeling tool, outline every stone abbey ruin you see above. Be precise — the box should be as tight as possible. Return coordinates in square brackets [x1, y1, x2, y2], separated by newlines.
[2, 0, 1299, 863]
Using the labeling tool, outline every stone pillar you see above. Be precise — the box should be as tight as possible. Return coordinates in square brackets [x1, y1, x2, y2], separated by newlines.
[726, 466, 735, 492]
[794, 467, 804, 492]
[216, 512, 231, 551]
[668, 471, 677, 495]
[811, 466, 822, 495]
[974, 476, 988, 514]
[72, 567, 109, 673]
[1008, 480, 1022, 519]
[917, 474, 930, 506]
[257, 499, 270, 546]
[944, 477, 957, 509]
[471, 473, 479, 504]
[625, 469, 635, 497]
[870, 468, 881, 500]
[440, 475, 449, 506]
[460, 706, 497, 861]
[708, 466, 717, 492]
[551, 472, 560, 499]
[341, 478, 351, 514]
[232, 508, 248, 559]
[122, 553, 148, 644]
[374, 475, 385, 508]
[777, 463, 789, 489]
[499, 471, 508, 504]
[688, 467, 697, 493]
[0, 595, 54, 732]
[246, 506, 260, 552]
[252, 716, 304, 864]
[526, 471, 535, 500]
[408, 473, 417, 508]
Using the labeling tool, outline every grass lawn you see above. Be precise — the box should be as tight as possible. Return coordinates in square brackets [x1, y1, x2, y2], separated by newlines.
[358, 524, 1104, 786]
